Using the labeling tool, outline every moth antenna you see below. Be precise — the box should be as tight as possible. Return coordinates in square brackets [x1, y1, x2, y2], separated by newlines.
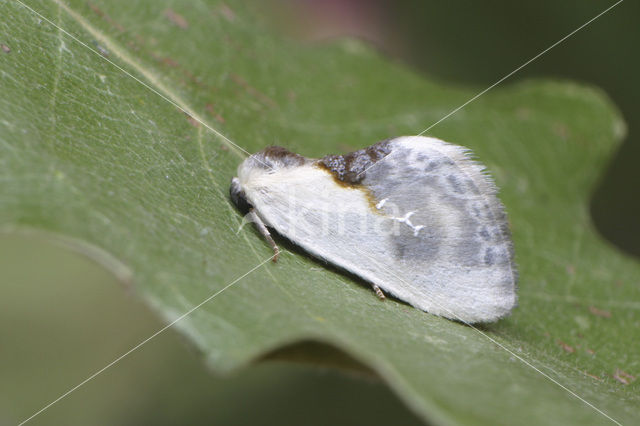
[248, 209, 280, 262]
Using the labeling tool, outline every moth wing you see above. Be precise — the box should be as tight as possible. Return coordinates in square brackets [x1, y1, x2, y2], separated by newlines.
[361, 136, 517, 321]
[241, 136, 517, 323]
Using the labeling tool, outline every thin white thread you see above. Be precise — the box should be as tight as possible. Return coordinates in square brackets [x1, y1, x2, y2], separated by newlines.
[353, 0, 624, 181]
[402, 6, 625, 421]
[12, 0, 625, 424]
[9, 3, 278, 424]
[345, 3, 626, 418]
[352, 248, 621, 425]
[416, 0, 624, 136]
[13, 0, 264, 164]
[343, 3, 625, 422]
[346, 2, 626, 420]
[17, 255, 275, 426]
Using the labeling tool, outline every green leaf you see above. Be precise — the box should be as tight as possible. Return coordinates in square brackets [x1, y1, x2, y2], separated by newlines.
[1, 1, 638, 425]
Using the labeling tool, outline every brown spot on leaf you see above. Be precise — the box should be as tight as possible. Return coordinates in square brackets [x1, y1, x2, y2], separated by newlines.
[165, 8, 189, 29]
[566, 264, 575, 275]
[556, 340, 574, 353]
[159, 55, 179, 68]
[1, 43, 10, 53]
[88, 0, 209, 96]
[186, 115, 200, 128]
[230, 73, 277, 109]
[515, 107, 531, 120]
[217, 3, 236, 21]
[149, 52, 207, 89]
[88, 2, 146, 54]
[583, 371, 602, 381]
[588, 306, 611, 318]
[586, 348, 595, 355]
[206, 104, 225, 123]
[552, 122, 569, 140]
[88, 2, 126, 32]
[613, 369, 636, 385]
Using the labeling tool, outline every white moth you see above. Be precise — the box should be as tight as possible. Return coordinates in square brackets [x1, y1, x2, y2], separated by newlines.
[230, 136, 517, 323]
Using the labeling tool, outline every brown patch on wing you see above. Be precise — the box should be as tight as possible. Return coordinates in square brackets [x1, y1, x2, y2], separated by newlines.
[319, 139, 392, 185]
[262, 146, 305, 165]
[247, 146, 308, 170]
[313, 162, 387, 215]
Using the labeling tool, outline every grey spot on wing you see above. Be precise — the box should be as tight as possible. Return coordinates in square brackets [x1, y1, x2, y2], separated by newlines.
[424, 160, 441, 173]
[393, 217, 442, 261]
[479, 226, 491, 241]
[465, 178, 481, 195]
[447, 174, 465, 194]
[457, 234, 483, 263]
[361, 139, 513, 271]
[484, 247, 495, 266]
[366, 168, 475, 265]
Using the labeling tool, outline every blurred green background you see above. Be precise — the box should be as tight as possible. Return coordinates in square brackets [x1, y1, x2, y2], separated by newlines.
[2, 1, 637, 424]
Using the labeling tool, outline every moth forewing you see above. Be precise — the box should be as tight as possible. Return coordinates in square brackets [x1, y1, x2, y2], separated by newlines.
[230, 136, 517, 323]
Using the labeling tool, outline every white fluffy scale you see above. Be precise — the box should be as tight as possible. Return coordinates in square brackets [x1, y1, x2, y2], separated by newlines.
[230, 136, 517, 323]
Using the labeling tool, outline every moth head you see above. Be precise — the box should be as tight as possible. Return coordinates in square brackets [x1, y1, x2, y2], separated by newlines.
[229, 177, 252, 214]
[233, 146, 308, 213]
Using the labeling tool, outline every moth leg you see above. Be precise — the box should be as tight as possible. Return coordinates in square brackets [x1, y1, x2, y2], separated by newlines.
[249, 209, 280, 262]
[372, 284, 386, 300]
